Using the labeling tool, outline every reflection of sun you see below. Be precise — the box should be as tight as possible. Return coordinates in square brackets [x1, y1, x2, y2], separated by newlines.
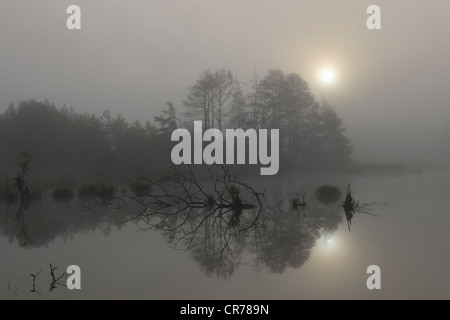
[314, 233, 343, 261]
[322, 234, 336, 248]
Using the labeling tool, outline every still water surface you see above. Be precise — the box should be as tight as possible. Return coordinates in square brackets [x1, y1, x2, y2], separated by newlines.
[1, 168, 449, 299]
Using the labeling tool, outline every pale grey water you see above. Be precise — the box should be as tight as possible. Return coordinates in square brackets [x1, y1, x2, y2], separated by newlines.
[1, 168, 450, 299]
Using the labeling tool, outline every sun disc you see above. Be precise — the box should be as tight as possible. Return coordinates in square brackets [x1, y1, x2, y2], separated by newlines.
[319, 68, 336, 85]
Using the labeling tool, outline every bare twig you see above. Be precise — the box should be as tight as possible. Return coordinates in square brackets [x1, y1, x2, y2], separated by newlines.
[49, 263, 67, 291]
[30, 270, 42, 295]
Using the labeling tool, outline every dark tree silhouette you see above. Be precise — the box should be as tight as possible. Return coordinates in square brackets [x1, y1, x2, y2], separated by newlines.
[182, 68, 353, 168]
[154, 102, 178, 138]
[183, 68, 239, 130]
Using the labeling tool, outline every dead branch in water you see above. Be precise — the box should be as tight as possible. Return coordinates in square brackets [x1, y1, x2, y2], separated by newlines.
[342, 184, 394, 231]
[122, 165, 266, 253]
[49, 264, 67, 291]
[30, 270, 42, 295]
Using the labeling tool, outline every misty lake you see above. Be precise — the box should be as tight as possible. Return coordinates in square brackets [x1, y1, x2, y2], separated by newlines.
[1, 167, 450, 299]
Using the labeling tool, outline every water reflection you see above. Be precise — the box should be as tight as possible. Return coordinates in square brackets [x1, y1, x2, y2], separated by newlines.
[0, 166, 371, 280]
[128, 166, 351, 278]
[145, 198, 343, 278]
[0, 197, 131, 248]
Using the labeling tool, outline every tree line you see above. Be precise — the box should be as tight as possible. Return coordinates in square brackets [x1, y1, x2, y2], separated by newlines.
[181, 68, 352, 166]
[0, 100, 167, 170]
[0, 68, 352, 172]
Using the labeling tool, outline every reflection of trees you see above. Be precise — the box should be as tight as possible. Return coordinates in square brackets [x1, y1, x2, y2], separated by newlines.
[0, 197, 131, 248]
[131, 165, 345, 278]
[16, 199, 32, 248]
[188, 219, 246, 279]
[130, 165, 264, 279]
[0, 166, 368, 279]
[247, 205, 342, 274]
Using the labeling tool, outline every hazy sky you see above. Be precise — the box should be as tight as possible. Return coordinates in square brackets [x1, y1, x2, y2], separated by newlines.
[1, 1, 449, 163]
